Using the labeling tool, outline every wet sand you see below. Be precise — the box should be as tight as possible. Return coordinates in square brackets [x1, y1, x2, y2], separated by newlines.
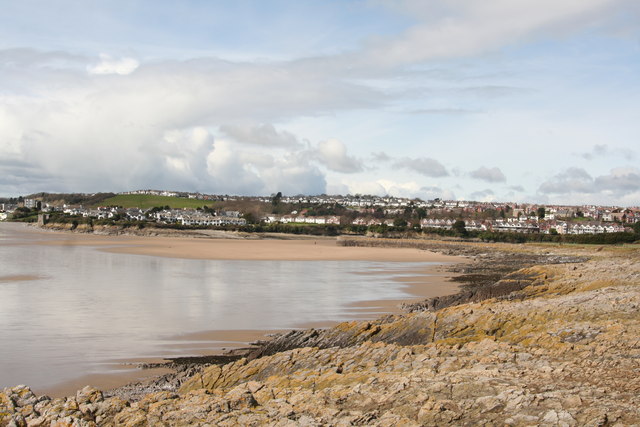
[0, 274, 45, 282]
[25, 232, 461, 263]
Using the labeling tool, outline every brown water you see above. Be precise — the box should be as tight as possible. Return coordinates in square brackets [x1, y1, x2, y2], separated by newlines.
[0, 223, 447, 392]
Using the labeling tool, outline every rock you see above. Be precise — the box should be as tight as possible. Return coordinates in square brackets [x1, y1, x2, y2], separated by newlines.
[224, 385, 259, 410]
[76, 386, 103, 405]
[543, 409, 559, 424]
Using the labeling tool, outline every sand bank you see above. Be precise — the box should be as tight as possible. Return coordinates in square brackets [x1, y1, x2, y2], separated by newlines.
[0, 274, 44, 283]
[24, 229, 463, 263]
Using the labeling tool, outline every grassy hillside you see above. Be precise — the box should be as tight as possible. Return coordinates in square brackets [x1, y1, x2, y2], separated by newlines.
[26, 192, 116, 206]
[95, 194, 217, 209]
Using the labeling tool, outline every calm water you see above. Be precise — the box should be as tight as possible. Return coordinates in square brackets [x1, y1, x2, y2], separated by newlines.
[0, 223, 438, 390]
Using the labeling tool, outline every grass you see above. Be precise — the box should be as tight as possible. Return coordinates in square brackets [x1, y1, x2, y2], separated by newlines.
[94, 194, 217, 210]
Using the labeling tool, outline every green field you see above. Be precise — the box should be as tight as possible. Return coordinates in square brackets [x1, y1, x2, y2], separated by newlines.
[95, 194, 217, 209]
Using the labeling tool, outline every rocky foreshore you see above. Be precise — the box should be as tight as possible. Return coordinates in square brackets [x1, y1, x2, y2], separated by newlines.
[2, 241, 639, 426]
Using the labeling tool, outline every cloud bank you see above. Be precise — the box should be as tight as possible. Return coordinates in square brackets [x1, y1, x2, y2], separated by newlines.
[470, 166, 506, 183]
[0, 0, 638, 205]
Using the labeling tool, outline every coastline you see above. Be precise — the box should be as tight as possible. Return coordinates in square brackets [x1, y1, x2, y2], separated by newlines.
[3, 224, 468, 398]
[5, 226, 637, 424]
[31, 231, 464, 264]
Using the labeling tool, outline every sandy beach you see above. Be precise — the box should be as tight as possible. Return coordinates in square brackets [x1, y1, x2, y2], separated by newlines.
[23, 227, 463, 263]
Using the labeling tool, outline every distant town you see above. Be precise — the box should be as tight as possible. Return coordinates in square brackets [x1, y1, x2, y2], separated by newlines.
[1, 189, 638, 238]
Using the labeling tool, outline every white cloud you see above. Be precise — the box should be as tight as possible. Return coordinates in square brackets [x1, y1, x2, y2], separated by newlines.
[537, 166, 640, 205]
[219, 123, 302, 148]
[160, 127, 214, 187]
[377, 179, 423, 198]
[420, 185, 456, 201]
[470, 166, 506, 183]
[576, 144, 637, 161]
[205, 140, 327, 196]
[469, 188, 496, 202]
[594, 167, 640, 192]
[337, 179, 455, 200]
[365, 0, 632, 67]
[578, 144, 609, 160]
[393, 157, 448, 177]
[314, 138, 363, 173]
[0, 1, 638, 204]
[0, 50, 382, 195]
[370, 151, 391, 162]
[87, 53, 139, 75]
[205, 139, 263, 194]
[258, 151, 327, 196]
[339, 180, 387, 196]
[538, 168, 593, 194]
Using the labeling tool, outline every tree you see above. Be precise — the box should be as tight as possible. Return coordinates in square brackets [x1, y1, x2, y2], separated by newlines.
[271, 192, 282, 207]
[452, 219, 468, 236]
[537, 207, 546, 220]
[393, 218, 407, 228]
[243, 212, 257, 224]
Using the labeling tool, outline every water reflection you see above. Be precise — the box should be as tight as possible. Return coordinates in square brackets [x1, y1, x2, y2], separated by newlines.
[0, 223, 436, 390]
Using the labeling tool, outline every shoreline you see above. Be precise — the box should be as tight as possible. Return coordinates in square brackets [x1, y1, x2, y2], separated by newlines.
[2, 223, 468, 398]
[37, 263, 463, 398]
[4, 222, 466, 263]
[4, 226, 639, 424]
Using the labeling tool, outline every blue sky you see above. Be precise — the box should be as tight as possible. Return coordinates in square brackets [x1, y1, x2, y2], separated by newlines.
[1, 0, 639, 205]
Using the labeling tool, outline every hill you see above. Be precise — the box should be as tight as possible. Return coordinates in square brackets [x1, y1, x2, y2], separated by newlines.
[25, 192, 116, 206]
[95, 194, 218, 210]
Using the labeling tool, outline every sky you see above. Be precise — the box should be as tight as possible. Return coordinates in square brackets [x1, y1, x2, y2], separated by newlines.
[0, 0, 639, 206]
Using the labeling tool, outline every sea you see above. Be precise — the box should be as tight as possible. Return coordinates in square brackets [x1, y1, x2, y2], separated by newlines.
[0, 222, 441, 392]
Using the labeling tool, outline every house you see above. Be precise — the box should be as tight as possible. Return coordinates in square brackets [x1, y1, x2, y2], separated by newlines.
[326, 216, 341, 225]
[464, 220, 488, 231]
[263, 215, 279, 223]
[24, 199, 38, 209]
[492, 220, 539, 234]
[179, 213, 246, 227]
[420, 218, 454, 230]
[220, 210, 241, 218]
